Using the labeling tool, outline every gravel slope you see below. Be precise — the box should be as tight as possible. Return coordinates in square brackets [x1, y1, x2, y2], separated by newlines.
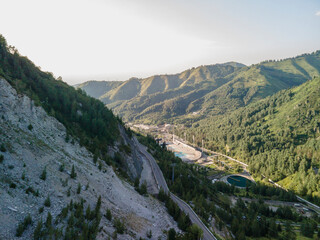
[0, 78, 178, 239]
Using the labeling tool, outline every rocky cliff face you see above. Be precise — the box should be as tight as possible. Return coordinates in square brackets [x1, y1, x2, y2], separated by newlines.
[0, 78, 177, 239]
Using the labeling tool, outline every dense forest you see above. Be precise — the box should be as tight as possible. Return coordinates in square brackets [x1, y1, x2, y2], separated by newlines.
[181, 76, 320, 203]
[138, 134, 319, 240]
[0, 34, 119, 156]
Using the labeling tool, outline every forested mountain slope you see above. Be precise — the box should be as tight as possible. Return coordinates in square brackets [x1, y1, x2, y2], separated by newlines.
[193, 53, 320, 118]
[0, 34, 178, 239]
[0, 35, 119, 156]
[183, 76, 320, 203]
[74, 80, 123, 99]
[77, 62, 246, 121]
[78, 51, 320, 124]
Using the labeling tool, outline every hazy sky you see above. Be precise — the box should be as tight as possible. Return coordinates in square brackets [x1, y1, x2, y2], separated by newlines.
[1, 0, 320, 84]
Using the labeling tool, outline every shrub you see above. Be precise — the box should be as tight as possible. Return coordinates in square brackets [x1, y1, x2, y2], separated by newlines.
[0, 143, 6, 152]
[39, 207, 44, 213]
[105, 208, 112, 221]
[146, 230, 152, 238]
[138, 181, 147, 195]
[60, 206, 68, 219]
[67, 187, 71, 197]
[59, 163, 65, 172]
[0, 154, 3, 163]
[16, 214, 32, 237]
[26, 186, 39, 196]
[33, 219, 43, 240]
[77, 183, 81, 194]
[40, 166, 47, 180]
[134, 177, 139, 189]
[65, 133, 70, 143]
[45, 212, 52, 227]
[93, 152, 98, 164]
[44, 195, 51, 207]
[16, 222, 24, 237]
[168, 228, 176, 240]
[28, 124, 33, 130]
[120, 144, 131, 154]
[113, 218, 125, 234]
[98, 161, 102, 171]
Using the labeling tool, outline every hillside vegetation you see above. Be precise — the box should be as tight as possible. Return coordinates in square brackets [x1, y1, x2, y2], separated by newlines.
[78, 52, 320, 124]
[74, 81, 123, 99]
[0, 35, 119, 156]
[182, 76, 320, 203]
[0, 34, 182, 239]
[0, 78, 177, 239]
[138, 134, 312, 240]
[77, 63, 246, 121]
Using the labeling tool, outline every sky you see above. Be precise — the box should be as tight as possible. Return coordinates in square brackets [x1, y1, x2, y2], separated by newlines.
[1, 0, 320, 85]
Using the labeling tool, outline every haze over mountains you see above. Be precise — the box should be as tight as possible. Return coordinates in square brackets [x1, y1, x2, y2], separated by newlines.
[77, 51, 320, 124]
[2, 28, 320, 240]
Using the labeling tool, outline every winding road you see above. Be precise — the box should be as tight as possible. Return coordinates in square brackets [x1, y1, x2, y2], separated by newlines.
[134, 138, 217, 240]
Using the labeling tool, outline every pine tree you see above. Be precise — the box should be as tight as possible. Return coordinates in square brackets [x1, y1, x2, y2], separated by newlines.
[77, 183, 81, 194]
[70, 165, 77, 179]
[44, 195, 51, 207]
[85, 206, 91, 220]
[105, 208, 112, 221]
[33, 219, 43, 240]
[95, 196, 101, 217]
[168, 228, 176, 240]
[40, 166, 47, 180]
[45, 212, 52, 228]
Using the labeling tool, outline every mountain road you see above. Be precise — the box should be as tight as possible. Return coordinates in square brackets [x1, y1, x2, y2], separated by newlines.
[134, 137, 217, 240]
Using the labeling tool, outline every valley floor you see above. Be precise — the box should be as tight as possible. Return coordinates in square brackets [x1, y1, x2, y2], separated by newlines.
[132, 122, 320, 239]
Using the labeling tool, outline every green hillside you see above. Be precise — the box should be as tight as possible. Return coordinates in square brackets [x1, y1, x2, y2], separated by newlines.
[74, 80, 122, 99]
[0, 35, 120, 156]
[98, 62, 244, 102]
[182, 76, 320, 203]
[178, 52, 320, 125]
[77, 63, 245, 121]
[78, 52, 320, 124]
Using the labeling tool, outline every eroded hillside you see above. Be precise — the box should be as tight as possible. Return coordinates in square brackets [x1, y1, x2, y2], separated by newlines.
[0, 78, 178, 239]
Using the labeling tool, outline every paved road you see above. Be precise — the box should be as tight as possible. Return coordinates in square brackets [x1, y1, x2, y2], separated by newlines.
[133, 137, 217, 240]
[133, 138, 169, 192]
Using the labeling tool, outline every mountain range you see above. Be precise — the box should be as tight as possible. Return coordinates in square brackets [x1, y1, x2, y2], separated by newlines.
[2, 32, 320, 239]
[76, 51, 320, 124]
[77, 49, 320, 204]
